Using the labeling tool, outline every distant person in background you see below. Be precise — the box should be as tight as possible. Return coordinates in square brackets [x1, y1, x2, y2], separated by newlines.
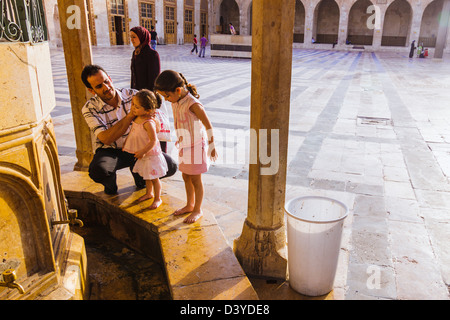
[150, 26, 158, 50]
[199, 34, 207, 58]
[191, 34, 198, 54]
[409, 40, 416, 58]
[229, 23, 236, 35]
[417, 43, 423, 58]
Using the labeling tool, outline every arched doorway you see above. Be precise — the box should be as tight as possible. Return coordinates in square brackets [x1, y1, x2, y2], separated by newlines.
[314, 0, 339, 44]
[419, 0, 444, 47]
[220, 0, 240, 34]
[347, 0, 374, 45]
[294, 0, 305, 43]
[381, 0, 412, 46]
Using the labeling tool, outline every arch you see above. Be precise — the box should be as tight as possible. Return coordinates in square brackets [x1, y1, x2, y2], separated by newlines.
[0, 168, 55, 280]
[419, 0, 444, 47]
[347, 0, 375, 45]
[313, 0, 340, 44]
[219, 0, 240, 34]
[381, 0, 413, 46]
[294, 0, 306, 43]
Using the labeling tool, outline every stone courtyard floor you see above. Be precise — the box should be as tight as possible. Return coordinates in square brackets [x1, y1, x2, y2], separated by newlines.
[51, 44, 450, 300]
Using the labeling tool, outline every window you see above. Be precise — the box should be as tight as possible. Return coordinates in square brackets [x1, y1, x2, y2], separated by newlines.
[111, 0, 124, 15]
[140, 1, 154, 30]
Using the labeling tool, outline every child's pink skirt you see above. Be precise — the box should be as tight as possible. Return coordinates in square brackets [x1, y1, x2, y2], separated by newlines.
[178, 142, 209, 175]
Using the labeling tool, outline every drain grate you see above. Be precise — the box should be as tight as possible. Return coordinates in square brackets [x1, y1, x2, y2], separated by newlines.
[357, 116, 392, 126]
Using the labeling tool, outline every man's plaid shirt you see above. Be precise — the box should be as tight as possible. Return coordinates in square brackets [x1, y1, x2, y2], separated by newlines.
[82, 88, 137, 150]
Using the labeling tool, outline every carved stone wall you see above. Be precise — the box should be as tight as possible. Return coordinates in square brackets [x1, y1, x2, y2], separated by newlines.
[0, 42, 87, 300]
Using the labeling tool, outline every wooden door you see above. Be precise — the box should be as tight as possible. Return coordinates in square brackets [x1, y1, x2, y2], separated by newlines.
[164, 5, 176, 44]
[184, 8, 194, 44]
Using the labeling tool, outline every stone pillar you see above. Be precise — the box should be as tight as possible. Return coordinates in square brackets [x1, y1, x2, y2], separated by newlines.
[371, 5, 385, 50]
[155, 0, 165, 42]
[409, 2, 423, 46]
[338, 5, 349, 46]
[234, 0, 295, 279]
[57, 0, 94, 171]
[304, 3, 315, 47]
[434, 0, 450, 58]
[177, 0, 184, 44]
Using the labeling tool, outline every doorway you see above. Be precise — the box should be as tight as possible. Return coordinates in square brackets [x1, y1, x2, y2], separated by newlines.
[164, 5, 176, 44]
[114, 15, 124, 45]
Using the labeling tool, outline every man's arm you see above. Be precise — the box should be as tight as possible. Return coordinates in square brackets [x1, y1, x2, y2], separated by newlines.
[97, 111, 135, 146]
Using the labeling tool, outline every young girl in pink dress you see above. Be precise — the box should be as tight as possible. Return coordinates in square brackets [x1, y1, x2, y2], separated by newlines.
[154, 70, 218, 223]
[123, 89, 168, 209]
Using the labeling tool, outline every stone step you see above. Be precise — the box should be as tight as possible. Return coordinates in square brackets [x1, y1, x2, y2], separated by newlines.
[61, 170, 258, 300]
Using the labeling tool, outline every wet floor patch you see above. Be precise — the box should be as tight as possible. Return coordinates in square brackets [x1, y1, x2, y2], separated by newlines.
[73, 225, 171, 300]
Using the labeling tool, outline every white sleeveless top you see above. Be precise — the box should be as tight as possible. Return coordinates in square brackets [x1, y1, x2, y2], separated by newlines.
[172, 93, 207, 149]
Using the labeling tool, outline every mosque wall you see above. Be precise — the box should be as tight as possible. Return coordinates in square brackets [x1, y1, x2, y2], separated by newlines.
[43, 0, 450, 51]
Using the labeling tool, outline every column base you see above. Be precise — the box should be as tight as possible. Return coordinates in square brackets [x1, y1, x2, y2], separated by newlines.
[233, 219, 287, 280]
[73, 149, 93, 172]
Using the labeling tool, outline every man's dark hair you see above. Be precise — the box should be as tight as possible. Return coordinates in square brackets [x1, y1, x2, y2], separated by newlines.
[81, 64, 108, 89]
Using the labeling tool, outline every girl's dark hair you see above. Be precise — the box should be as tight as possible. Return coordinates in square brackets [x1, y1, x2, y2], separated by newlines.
[154, 70, 199, 98]
[134, 89, 162, 111]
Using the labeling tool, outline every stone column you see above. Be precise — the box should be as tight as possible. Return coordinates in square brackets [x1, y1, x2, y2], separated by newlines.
[234, 0, 295, 279]
[337, 5, 349, 46]
[409, 2, 423, 46]
[371, 5, 385, 50]
[155, 0, 164, 41]
[304, 3, 315, 47]
[57, 0, 94, 171]
[434, 0, 450, 58]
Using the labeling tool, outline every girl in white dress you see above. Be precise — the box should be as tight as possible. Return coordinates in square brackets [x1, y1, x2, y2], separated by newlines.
[123, 89, 168, 209]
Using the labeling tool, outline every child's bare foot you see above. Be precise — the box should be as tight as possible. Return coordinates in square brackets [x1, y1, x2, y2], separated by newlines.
[138, 193, 154, 202]
[173, 206, 194, 216]
[149, 198, 162, 210]
[183, 210, 203, 224]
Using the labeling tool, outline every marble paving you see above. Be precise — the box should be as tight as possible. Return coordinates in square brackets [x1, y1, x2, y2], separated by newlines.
[50, 44, 450, 300]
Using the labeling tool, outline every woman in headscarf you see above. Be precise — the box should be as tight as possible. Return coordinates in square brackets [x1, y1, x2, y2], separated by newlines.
[129, 26, 175, 169]
[130, 26, 161, 91]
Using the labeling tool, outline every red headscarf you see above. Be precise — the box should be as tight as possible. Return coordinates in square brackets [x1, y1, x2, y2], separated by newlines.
[130, 26, 150, 55]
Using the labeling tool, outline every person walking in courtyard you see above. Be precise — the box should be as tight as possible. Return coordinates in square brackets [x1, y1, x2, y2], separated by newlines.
[409, 40, 416, 58]
[123, 89, 168, 209]
[154, 70, 218, 223]
[199, 34, 207, 58]
[150, 26, 158, 50]
[191, 34, 198, 54]
[130, 26, 173, 155]
[81, 64, 177, 195]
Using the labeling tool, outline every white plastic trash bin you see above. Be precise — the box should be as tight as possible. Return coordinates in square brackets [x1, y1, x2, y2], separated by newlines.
[285, 196, 348, 296]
